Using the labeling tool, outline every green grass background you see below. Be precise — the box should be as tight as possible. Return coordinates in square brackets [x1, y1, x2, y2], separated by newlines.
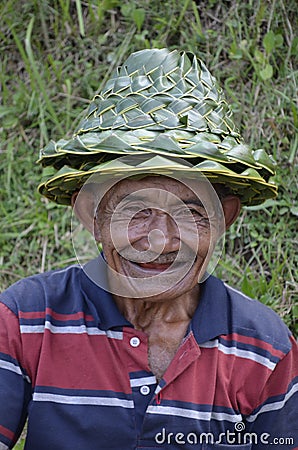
[1, 0, 297, 331]
[0, 0, 297, 446]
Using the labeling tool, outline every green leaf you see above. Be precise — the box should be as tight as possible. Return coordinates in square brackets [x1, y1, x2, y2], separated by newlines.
[263, 30, 275, 55]
[241, 275, 254, 298]
[293, 305, 298, 320]
[244, 198, 285, 211]
[120, 4, 132, 17]
[229, 42, 243, 60]
[3, 115, 18, 129]
[254, 49, 265, 64]
[186, 141, 228, 162]
[138, 135, 184, 154]
[291, 104, 298, 128]
[226, 144, 257, 166]
[75, 0, 85, 37]
[259, 64, 273, 81]
[274, 34, 284, 48]
[291, 36, 298, 56]
[253, 149, 276, 172]
[132, 8, 146, 32]
[290, 206, 298, 217]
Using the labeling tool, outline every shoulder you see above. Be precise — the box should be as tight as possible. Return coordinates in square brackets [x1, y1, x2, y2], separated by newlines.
[223, 281, 293, 355]
[0, 264, 82, 315]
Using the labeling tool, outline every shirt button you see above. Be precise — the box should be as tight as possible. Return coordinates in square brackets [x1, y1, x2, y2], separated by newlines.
[130, 337, 140, 347]
[140, 385, 150, 396]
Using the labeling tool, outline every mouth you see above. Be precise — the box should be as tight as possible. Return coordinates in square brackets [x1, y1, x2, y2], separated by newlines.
[118, 251, 195, 276]
[131, 261, 172, 272]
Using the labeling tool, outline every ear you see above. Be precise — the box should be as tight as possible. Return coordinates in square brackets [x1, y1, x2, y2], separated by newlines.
[221, 195, 241, 230]
[71, 190, 97, 236]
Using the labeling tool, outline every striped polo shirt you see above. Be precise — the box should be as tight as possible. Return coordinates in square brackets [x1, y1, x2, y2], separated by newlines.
[0, 258, 297, 449]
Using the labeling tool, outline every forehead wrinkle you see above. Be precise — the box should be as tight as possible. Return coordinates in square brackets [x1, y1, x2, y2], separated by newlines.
[119, 190, 203, 211]
[95, 176, 217, 214]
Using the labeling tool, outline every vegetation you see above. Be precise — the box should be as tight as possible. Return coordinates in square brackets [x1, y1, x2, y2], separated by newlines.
[1, 1, 297, 336]
[0, 0, 297, 447]
[1, 0, 297, 329]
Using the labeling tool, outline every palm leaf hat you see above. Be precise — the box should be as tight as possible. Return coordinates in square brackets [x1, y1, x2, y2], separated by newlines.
[38, 48, 277, 206]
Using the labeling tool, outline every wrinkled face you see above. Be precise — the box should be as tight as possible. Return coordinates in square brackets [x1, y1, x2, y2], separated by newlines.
[94, 176, 225, 300]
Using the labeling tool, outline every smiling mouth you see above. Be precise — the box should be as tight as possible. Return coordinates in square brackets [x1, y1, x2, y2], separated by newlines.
[133, 261, 172, 271]
[120, 253, 194, 274]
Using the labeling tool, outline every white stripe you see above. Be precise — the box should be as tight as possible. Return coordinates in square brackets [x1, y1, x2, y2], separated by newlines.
[246, 382, 298, 422]
[218, 343, 276, 370]
[33, 393, 134, 409]
[155, 385, 162, 395]
[130, 376, 157, 387]
[147, 405, 242, 423]
[200, 340, 218, 348]
[20, 325, 45, 333]
[106, 330, 123, 340]
[0, 442, 9, 450]
[0, 360, 23, 376]
[200, 339, 276, 370]
[0, 360, 31, 383]
[21, 322, 123, 339]
[45, 322, 101, 334]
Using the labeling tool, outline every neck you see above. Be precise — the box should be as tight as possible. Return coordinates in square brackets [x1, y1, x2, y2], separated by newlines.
[113, 285, 200, 331]
[114, 285, 200, 381]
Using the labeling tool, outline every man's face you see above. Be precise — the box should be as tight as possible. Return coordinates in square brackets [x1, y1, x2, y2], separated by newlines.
[93, 175, 225, 300]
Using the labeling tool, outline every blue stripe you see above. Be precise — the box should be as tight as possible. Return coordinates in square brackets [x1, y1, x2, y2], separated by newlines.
[247, 377, 298, 420]
[129, 370, 155, 379]
[33, 385, 132, 400]
[153, 398, 241, 416]
[219, 337, 281, 364]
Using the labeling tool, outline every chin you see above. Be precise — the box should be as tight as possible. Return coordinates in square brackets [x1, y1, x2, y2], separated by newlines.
[106, 253, 204, 300]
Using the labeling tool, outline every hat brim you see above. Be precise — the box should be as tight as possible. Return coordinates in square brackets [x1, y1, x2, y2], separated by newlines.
[38, 155, 277, 206]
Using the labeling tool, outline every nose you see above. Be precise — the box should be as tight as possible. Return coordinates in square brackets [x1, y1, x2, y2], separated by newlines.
[148, 210, 180, 253]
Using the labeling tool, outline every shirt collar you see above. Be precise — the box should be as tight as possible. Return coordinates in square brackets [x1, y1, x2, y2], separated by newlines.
[80, 256, 229, 339]
[80, 256, 132, 330]
[191, 275, 229, 343]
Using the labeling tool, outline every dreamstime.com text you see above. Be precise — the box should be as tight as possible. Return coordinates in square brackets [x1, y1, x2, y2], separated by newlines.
[155, 422, 294, 446]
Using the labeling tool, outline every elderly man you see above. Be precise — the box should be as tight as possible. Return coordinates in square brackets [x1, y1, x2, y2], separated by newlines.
[0, 49, 297, 449]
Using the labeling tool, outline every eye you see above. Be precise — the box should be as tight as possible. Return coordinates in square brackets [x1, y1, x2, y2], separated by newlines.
[124, 203, 152, 219]
[189, 207, 205, 218]
[191, 208, 209, 222]
[131, 208, 152, 219]
[173, 206, 209, 226]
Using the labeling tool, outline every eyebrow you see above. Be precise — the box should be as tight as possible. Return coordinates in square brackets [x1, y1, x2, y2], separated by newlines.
[183, 200, 205, 208]
[120, 195, 205, 209]
[119, 195, 147, 203]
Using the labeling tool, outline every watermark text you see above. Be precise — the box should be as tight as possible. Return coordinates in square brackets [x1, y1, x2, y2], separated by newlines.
[155, 423, 294, 446]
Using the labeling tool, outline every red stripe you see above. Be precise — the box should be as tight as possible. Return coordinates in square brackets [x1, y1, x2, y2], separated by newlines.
[223, 333, 286, 359]
[164, 345, 272, 414]
[34, 334, 132, 393]
[19, 311, 45, 319]
[21, 334, 43, 386]
[0, 304, 21, 361]
[46, 308, 91, 321]
[0, 424, 14, 441]
[255, 336, 298, 407]
[19, 308, 94, 322]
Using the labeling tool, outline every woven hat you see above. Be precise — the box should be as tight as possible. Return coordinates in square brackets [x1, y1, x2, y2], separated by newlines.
[38, 48, 277, 206]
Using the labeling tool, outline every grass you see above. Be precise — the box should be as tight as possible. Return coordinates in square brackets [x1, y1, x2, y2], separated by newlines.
[1, 0, 297, 325]
[0, 1, 297, 445]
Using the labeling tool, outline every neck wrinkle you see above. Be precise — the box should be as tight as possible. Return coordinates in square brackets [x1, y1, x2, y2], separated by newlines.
[113, 284, 200, 331]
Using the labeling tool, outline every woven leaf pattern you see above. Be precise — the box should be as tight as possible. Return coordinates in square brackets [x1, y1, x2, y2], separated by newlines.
[37, 49, 277, 206]
[76, 50, 235, 135]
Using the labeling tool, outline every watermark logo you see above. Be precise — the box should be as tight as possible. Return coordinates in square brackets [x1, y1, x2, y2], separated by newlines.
[154, 422, 294, 446]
